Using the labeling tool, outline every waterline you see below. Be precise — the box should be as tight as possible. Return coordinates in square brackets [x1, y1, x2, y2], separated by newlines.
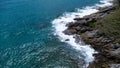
[52, 0, 113, 66]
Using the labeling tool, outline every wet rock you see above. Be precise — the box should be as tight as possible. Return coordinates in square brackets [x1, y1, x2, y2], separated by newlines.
[65, 39, 69, 41]
[66, 22, 75, 27]
[74, 18, 85, 21]
[66, 21, 84, 28]
[70, 17, 97, 28]
[73, 35, 82, 43]
[63, 29, 77, 35]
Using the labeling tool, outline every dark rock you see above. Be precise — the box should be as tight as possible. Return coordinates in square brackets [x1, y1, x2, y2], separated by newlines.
[74, 26, 92, 33]
[114, 0, 120, 5]
[99, 6, 116, 13]
[100, 12, 109, 17]
[74, 18, 85, 21]
[73, 18, 97, 27]
[75, 20, 88, 26]
[80, 28, 87, 33]
[66, 22, 74, 27]
[94, 13, 103, 19]
[74, 26, 82, 31]
[87, 18, 97, 23]
[65, 39, 69, 41]
[73, 35, 82, 43]
[100, 37, 112, 44]
[63, 29, 77, 35]
[84, 30, 99, 39]
[63, 4, 119, 67]
[76, 18, 97, 26]
[96, 37, 104, 42]
[118, 0, 120, 5]
[114, 43, 120, 49]
[80, 27, 89, 33]
[66, 21, 83, 28]
[110, 48, 120, 59]
[110, 64, 120, 68]
[74, 17, 90, 20]
[104, 43, 115, 49]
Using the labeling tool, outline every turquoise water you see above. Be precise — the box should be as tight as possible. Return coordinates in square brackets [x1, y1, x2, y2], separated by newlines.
[0, 0, 100, 68]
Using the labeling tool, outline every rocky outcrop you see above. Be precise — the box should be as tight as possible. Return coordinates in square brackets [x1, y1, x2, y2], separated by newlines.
[110, 48, 120, 59]
[63, 5, 120, 68]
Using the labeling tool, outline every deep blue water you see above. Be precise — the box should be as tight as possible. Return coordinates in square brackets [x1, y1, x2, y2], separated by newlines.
[0, 0, 100, 68]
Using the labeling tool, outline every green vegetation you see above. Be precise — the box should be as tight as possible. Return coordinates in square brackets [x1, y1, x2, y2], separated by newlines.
[96, 6, 120, 41]
[117, 39, 120, 44]
[89, 23, 96, 28]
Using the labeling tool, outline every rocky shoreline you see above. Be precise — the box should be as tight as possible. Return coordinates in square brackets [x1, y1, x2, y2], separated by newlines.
[63, 0, 120, 68]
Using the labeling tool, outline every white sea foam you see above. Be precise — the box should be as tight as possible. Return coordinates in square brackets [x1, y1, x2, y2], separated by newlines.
[52, 0, 113, 64]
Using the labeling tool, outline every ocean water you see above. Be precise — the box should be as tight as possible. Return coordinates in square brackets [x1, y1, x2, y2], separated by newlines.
[0, 0, 112, 68]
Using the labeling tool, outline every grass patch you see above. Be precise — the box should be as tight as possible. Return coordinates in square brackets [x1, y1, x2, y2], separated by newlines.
[96, 6, 120, 40]
[117, 39, 120, 44]
[89, 23, 96, 28]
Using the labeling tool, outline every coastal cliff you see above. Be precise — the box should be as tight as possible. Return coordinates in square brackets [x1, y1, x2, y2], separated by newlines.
[63, 0, 120, 68]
